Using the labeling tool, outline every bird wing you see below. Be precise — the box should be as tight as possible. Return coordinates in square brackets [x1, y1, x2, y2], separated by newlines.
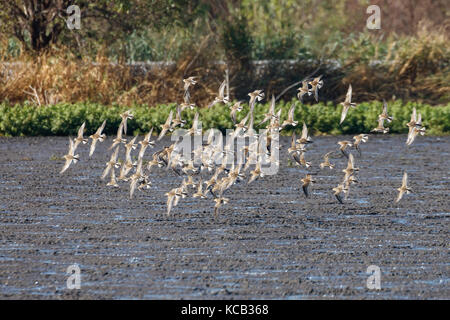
[348, 153, 355, 170]
[416, 113, 422, 126]
[214, 205, 220, 217]
[258, 115, 271, 128]
[116, 122, 124, 139]
[248, 172, 257, 184]
[166, 195, 174, 215]
[230, 109, 237, 124]
[144, 127, 153, 142]
[60, 159, 72, 174]
[276, 108, 282, 122]
[173, 194, 181, 206]
[165, 110, 173, 126]
[112, 146, 120, 161]
[247, 112, 254, 133]
[158, 127, 168, 141]
[77, 122, 86, 138]
[302, 80, 309, 90]
[175, 105, 182, 121]
[324, 151, 334, 159]
[340, 105, 349, 124]
[129, 178, 138, 199]
[302, 184, 309, 197]
[184, 77, 195, 92]
[345, 84, 352, 103]
[119, 161, 128, 178]
[249, 93, 257, 113]
[130, 134, 138, 145]
[183, 80, 190, 93]
[68, 137, 75, 155]
[396, 190, 404, 203]
[288, 104, 295, 121]
[314, 85, 319, 102]
[291, 132, 296, 149]
[135, 158, 143, 175]
[102, 163, 111, 180]
[96, 120, 106, 135]
[301, 122, 308, 140]
[335, 193, 343, 204]
[402, 172, 408, 187]
[183, 90, 191, 104]
[411, 107, 417, 122]
[197, 179, 203, 193]
[240, 112, 250, 126]
[292, 152, 301, 165]
[109, 167, 117, 185]
[218, 79, 226, 99]
[122, 117, 129, 136]
[406, 129, 418, 145]
[382, 100, 388, 115]
[207, 98, 219, 109]
[269, 95, 276, 114]
[89, 139, 97, 157]
[192, 112, 199, 130]
[148, 127, 154, 139]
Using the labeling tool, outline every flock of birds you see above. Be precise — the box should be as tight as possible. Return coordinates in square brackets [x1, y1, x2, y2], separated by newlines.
[60, 74, 426, 216]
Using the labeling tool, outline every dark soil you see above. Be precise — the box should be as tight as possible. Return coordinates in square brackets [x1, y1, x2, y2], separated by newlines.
[0, 135, 448, 299]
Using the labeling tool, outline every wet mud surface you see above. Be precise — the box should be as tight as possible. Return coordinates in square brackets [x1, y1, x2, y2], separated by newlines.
[0, 135, 448, 299]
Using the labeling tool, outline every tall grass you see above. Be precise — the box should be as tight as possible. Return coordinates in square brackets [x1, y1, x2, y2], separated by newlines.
[336, 24, 450, 104]
[1, 25, 448, 106]
[0, 45, 228, 107]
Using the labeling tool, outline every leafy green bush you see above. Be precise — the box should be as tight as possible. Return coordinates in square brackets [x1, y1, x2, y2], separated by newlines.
[0, 100, 448, 137]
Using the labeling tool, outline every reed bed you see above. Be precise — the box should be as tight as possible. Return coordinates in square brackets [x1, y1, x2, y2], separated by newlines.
[0, 24, 448, 107]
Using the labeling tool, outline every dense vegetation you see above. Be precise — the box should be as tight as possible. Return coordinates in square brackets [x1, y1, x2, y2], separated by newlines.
[0, 1, 448, 107]
[0, 101, 448, 137]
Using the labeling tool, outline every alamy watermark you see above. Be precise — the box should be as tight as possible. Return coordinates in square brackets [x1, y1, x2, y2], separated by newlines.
[366, 5, 381, 30]
[66, 5, 81, 30]
[366, 265, 381, 290]
[169, 123, 280, 176]
[66, 264, 81, 289]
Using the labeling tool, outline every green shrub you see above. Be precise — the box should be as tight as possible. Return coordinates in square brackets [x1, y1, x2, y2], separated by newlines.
[0, 100, 448, 137]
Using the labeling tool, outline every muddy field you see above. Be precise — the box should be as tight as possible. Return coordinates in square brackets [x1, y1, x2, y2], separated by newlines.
[0, 135, 448, 299]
